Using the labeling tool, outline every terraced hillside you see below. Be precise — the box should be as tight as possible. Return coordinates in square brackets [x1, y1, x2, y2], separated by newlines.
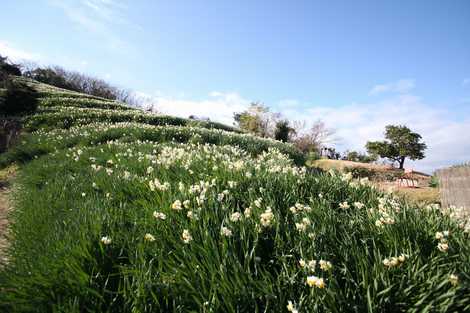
[0, 79, 469, 312]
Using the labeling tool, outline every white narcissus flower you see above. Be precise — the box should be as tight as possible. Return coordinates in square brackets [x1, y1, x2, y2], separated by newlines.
[449, 274, 459, 286]
[306, 275, 325, 288]
[230, 212, 241, 222]
[153, 211, 166, 220]
[260, 207, 274, 227]
[171, 200, 182, 211]
[286, 300, 298, 313]
[244, 207, 251, 218]
[383, 254, 407, 268]
[353, 202, 364, 209]
[100, 236, 112, 245]
[307, 260, 317, 271]
[438, 242, 449, 252]
[220, 226, 233, 237]
[319, 260, 332, 271]
[295, 223, 307, 232]
[182, 229, 193, 244]
[144, 233, 156, 242]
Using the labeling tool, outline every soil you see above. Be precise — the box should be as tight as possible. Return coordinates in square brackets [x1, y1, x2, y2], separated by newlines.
[0, 166, 15, 264]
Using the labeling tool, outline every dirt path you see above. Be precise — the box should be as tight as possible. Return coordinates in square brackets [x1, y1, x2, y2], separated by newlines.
[0, 165, 16, 264]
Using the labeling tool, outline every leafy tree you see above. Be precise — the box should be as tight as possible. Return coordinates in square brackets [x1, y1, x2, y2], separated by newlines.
[233, 103, 277, 137]
[366, 125, 426, 169]
[274, 119, 295, 142]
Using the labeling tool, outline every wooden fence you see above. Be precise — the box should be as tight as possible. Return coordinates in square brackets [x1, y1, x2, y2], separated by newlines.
[436, 166, 470, 211]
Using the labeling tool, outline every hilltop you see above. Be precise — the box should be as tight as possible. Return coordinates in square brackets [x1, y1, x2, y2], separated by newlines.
[310, 159, 439, 204]
[0, 78, 469, 312]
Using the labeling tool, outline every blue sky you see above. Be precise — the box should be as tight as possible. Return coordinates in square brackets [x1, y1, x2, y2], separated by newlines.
[1, 0, 469, 172]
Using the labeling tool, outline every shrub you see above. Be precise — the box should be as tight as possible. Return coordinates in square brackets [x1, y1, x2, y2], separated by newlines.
[344, 150, 377, 163]
[429, 175, 439, 188]
[0, 78, 38, 116]
[344, 166, 375, 179]
[0, 54, 21, 76]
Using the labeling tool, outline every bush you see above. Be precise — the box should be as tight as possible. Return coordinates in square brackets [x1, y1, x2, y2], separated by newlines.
[344, 150, 377, 163]
[0, 54, 21, 76]
[0, 78, 38, 116]
[274, 120, 294, 142]
[429, 175, 439, 188]
[344, 166, 375, 179]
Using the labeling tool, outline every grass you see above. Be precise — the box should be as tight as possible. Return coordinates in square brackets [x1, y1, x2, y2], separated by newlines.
[0, 164, 17, 188]
[0, 80, 469, 312]
[309, 159, 394, 172]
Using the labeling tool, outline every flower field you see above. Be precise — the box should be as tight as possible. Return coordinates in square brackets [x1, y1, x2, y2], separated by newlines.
[0, 81, 469, 312]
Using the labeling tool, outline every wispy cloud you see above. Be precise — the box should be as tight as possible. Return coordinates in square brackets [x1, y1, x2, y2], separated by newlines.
[47, 0, 138, 51]
[369, 79, 415, 96]
[0, 41, 41, 62]
[463, 78, 470, 87]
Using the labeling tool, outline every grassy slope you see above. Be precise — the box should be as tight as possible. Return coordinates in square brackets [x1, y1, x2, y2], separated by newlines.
[0, 80, 469, 312]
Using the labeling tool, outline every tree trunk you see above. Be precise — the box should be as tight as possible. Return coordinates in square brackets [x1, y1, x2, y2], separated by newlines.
[398, 157, 405, 169]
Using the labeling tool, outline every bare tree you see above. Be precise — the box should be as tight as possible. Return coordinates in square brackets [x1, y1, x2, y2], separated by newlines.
[292, 119, 336, 153]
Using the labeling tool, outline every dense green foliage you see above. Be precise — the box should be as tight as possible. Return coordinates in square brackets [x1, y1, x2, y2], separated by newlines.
[0, 54, 21, 76]
[274, 120, 295, 142]
[0, 81, 469, 313]
[0, 77, 38, 116]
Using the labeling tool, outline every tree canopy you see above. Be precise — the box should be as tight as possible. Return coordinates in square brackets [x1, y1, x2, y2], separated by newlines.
[366, 125, 426, 169]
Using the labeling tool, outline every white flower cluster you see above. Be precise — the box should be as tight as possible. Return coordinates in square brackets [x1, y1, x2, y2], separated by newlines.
[435, 231, 450, 252]
[383, 254, 407, 268]
[149, 178, 170, 191]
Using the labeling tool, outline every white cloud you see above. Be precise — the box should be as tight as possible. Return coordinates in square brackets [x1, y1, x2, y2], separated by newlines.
[463, 78, 470, 87]
[369, 79, 415, 96]
[0, 41, 41, 62]
[135, 91, 250, 126]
